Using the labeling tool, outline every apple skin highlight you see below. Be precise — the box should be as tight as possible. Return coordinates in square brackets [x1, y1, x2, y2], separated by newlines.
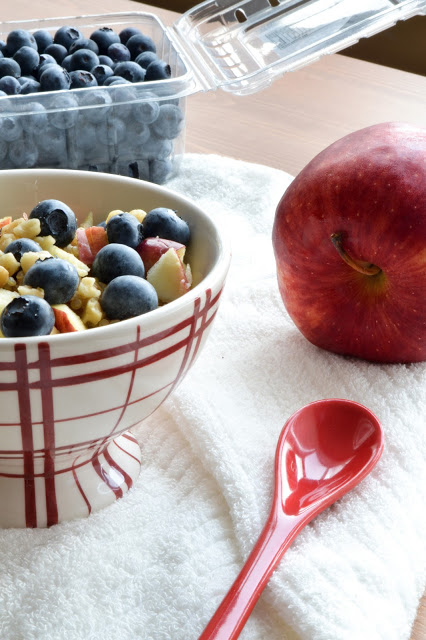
[272, 121, 426, 364]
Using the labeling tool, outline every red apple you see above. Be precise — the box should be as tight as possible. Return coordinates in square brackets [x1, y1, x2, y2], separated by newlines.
[137, 237, 186, 273]
[272, 122, 426, 364]
[53, 304, 87, 332]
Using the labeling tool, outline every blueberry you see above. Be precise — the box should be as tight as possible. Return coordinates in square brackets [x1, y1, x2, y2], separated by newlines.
[73, 119, 99, 152]
[126, 34, 156, 59]
[69, 70, 98, 89]
[101, 275, 157, 320]
[13, 46, 40, 75]
[97, 116, 126, 147]
[145, 60, 171, 82]
[54, 26, 83, 50]
[151, 104, 184, 140]
[18, 76, 41, 94]
[119, 27, 142, 45]
[141, 133, 172, 160]
[18, 101, 47, 132]
[33, 125, 66, 161]
[0, 115, 22, 142]
[97, 220, 107, 228]
[0, 76, 21, 96]
[135, 51, 158, 69]
[35, 54, 58, 80]
[67, 144, 86, 170]
[4, 238, 42, 261]
[90, 28, 120, 56]
[109, 85, 136, 118]
[1, 295, 55, 337]
[106, 212, 142, 248]
[143, 207, 190, 244]
[9, 135, 38, 167]
[18, 101, 46, 131]
[33, 29, 53, 54]
[79, 89, 112, 123]
[103, 76, 131, 87]
[124, 121, 150, 149]
[0, 58, 21, 79]
[44, 43, 68, 64]
[107, 42, 131, 63]
[116, 159, 149, 180]
[6, 30, 37, 56]
[24, 258, 79, 304]
[133, 93, 160, 124]
[90, 63, 113, 86]
[70, 49, 99, 72]
[60, 54, 72, 72]
[92, 243, 145, 284]
[0, 96, 15, 114]
[39, 65, 71, 91]
[113, 61, 145, 83]
[29, 199, 77, 247]
[148, 158, 173, 185]
[98, 55, 114, 67]
[49, 94, 78, 129]
[69, 38, 99, 55]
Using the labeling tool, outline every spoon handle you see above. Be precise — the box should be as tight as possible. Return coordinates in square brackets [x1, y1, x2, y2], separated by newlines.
[198, 510, 303, 640]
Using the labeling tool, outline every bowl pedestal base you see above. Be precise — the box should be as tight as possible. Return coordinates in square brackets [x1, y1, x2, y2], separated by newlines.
[0, 431, 142, 528]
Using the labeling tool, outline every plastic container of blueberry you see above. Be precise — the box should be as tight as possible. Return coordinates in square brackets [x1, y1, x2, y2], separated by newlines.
[0, 0, 424, 184]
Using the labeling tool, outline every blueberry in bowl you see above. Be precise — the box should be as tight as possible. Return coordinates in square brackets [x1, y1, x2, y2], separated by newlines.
[101, 275, 158, 320]
[91, 243, 145, 283]
[0, 168, 231, 528]
[1, 294, 54, 337]
[29, 198, 77, 246]
[4, 237, 42, 260]
[23, 257, 79, 304]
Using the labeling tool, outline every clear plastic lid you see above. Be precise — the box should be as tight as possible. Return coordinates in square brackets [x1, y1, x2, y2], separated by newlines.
[171, 0, 426, 95]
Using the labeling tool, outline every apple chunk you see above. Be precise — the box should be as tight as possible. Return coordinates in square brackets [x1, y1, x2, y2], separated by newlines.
[0, 217, 12, 229]
[52, 304, 87, 333]
[76, 226, 108, 265]
[76, 228, 92, 265]
[147, 248, 190, 303]
[137, 237, 186, 273]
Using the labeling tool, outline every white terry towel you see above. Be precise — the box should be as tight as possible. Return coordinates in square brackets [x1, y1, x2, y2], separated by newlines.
[0, 154, 424, 640]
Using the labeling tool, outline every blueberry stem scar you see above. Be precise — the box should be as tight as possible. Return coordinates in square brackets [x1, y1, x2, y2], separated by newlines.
[331, 232, 381, 276]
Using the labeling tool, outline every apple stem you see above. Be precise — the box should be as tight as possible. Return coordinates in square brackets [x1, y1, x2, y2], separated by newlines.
[330, 233, 381, 276]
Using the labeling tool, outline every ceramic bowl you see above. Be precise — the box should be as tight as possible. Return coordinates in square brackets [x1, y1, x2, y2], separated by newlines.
[0, 169, 231, 528]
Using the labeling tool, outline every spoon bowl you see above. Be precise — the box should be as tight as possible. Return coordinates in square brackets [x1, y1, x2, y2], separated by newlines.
[199, 399, 384, 640]
[280, 399, 383, 516]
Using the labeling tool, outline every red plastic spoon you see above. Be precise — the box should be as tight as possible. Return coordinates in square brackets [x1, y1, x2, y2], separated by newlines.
[199, 398, 384, 640]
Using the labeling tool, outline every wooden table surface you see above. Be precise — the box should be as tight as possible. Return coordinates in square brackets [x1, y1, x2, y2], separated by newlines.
[6, 1, 426, 638]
